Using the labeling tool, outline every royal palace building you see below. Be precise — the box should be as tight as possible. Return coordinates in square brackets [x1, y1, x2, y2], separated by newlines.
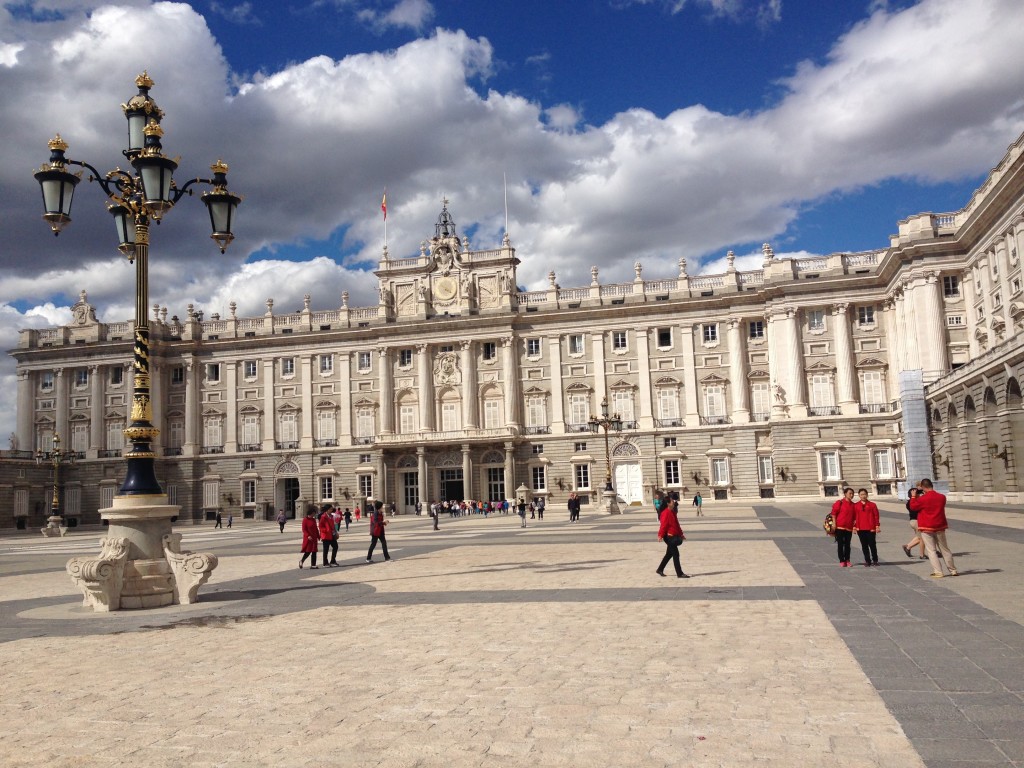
[6, 134, 1024, 529]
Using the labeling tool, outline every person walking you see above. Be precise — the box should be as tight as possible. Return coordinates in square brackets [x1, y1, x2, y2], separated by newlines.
[431, 502, 440, 531]
[693, 492, 703, 516]
[214, 511, 223, 529]
[908, 478, 958, 578]
[653, 489, 665, 518]
[299, 507, 321, 569]
[366, 501, 391, 563]
[902, 489, 927, 560]
[855, 488, 880, 566]
[319, 504, 339, 567]
[536, 497, 544, 520]
[277, 509, 287, 533]
[518, 497, 527, 527]
[656, 497, 689, 578]
[571, 492, 583, 522]
[831, 487, 857, 567]
[227, 513, 233, 529]
[343, 507, 352, 532]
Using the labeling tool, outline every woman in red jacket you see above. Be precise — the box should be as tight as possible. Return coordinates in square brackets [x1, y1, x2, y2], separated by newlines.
[831, 487, 857, 567]
[855, 488, 880, 566]
[319, 504, 339, 567]
[656, 498, 689, 578]
[299, 507, 321, 569]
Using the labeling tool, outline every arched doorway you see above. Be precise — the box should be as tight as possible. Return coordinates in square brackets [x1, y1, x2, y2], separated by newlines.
[1005, 378, 1023, 493]
[612, 442, 643, 505]
[964, 396, 982, 494]
[275, 459, 301, 517]
[983, 388, 1006, 492]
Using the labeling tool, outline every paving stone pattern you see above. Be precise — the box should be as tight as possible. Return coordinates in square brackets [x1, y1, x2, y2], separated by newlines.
[0, 500, 1020, 767]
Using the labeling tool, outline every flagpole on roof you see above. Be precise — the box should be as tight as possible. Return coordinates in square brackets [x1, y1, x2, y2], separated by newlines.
[381, 188, 388, 257]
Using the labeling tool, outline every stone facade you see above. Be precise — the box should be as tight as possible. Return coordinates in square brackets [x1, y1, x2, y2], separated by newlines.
[8, 137, 1024, 527]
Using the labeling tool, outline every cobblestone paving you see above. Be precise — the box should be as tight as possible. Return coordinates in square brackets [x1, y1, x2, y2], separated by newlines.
[0, 500, 1020, 767]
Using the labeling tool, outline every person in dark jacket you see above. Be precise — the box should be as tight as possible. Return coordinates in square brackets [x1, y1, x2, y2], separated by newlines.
[831, 488, 857, 567]
[366, 501, 391, 562]
[299, 507, 320, 569]
[567, 492, 581, 522]
[656, 498, 689, 578]
[902, 489, 927, 559]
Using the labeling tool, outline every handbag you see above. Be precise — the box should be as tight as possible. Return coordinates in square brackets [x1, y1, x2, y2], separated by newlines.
[666, 534, 684, 546]
[823, 513, 836, 537]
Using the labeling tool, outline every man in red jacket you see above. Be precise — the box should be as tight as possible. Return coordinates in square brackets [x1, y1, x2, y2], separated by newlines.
[908, 478, 958, 577]
[855, 488, 880, 566]
[831, 487, 857, 567]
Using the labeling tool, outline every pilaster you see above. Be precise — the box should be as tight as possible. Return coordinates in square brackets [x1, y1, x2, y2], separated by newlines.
[727, 319, 750, 423]
[832, 303, 858, 415]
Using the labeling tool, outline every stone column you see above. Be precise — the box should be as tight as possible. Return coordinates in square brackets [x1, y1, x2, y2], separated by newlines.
[994, 240, 1014, 332]
[501, 336, 520, 429]
[893, 289, 908, 371]
[378, 347, 394, 434]
[262, 359, 275, 451]
[921, 272, 949, 377]
[783, 308, 807, 417]
[16, 370, 33, 452]
[882, 299, 901, 401]
[462, 444, 472, 500]
[766, 309, 785, 419]
[503, 441, 514, 500]
[183, 358, 197, 455]
[89, 365, 103, 457]
[962, 269, 980, 358]
[338, 352, 352, 443]
[225, 361, 238, 453]
[548, 336, 565, 432]
[591, 331, 607, 409]
[727, 319, 749, 423]
[460, 341, 477, 428]
[679, 325, 699, 425]
[417, 446, 428, 505]
[903, 282, 923, 370]
[300, 354, 314, 449]
[978, 256, 995, 341]
[635, 326, 654, 429]
[150, 363, 163, 456]
[833, 303, 858, 415]
[55, 368, 68, 445]
[417, 344, 434, 432]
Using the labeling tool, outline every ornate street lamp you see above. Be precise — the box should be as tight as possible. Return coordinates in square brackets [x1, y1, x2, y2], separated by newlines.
[32, 72, 236, 610]
[588, 396, 623, 514]
[35, 432, 77, 537]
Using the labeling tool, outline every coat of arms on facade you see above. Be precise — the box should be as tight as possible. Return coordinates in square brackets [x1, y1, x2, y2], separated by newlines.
[434, 352, 461, 386]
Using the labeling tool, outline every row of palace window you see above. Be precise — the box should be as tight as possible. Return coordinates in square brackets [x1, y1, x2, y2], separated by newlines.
[38, 367, 124, 391]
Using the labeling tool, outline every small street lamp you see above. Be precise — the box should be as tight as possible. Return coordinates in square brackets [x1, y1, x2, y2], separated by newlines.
[588, 396, 623, 514]
[32, 72, 236, 610]
[35, 432, 77, 537]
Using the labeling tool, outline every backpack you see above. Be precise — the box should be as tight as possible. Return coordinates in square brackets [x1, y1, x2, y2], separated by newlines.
[823, 512, 837, 537]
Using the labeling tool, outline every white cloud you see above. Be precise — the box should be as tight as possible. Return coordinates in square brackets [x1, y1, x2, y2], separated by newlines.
[2, 0, 1024, 440]
[356, 0, 435, 33]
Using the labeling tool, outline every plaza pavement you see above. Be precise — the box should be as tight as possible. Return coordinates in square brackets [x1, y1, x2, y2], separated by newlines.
[0, 498, 1021, 767]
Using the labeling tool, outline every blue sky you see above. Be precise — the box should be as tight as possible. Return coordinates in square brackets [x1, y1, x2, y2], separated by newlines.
[2, 0, 1024, 440]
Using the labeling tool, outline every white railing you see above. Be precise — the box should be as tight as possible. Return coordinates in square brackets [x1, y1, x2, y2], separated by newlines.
[312, 310, 341, 324]
[468, 249, 505, 260]
[690, 276, 724, 289]
[238, 318, 263, 330]
[795, 258, 828, 272]
[557, 287, 589, 302]
[386, 257, 421, 268]
[39, 328, 61, 341]
[106, 322, 132, 335]
[517, 291, 548, 306]
[644, 279, 676, 293]
[275, 313, 302, 327]
[601, 283, 634, 297]
[350, 306, 379, 320]
[201, 320, 228, 333]
[842, 252, 879, 267]
[933, 213, 958, 228]
[738, 271, 764, 285]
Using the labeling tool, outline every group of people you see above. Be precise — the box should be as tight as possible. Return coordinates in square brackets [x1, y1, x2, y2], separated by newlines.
[829, 479, 957, 577]
[298, 501, 389, 569]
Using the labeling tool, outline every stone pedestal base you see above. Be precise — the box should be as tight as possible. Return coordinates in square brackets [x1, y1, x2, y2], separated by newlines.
[41, 516, 67, 537]
[65, 494, 218, 612]
[601, 489, 621, 515]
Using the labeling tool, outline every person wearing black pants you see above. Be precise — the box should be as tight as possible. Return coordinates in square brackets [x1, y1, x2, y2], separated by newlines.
[831, 487, 858, 567]
[656, 498, 689, 578]
[366, 501, 391, 562]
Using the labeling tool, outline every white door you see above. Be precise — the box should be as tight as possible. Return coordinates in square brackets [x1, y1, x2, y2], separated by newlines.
[614, 462, 643, 505]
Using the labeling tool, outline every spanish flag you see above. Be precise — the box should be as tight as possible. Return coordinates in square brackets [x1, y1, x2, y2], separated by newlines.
[381, 191, 387, 220]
